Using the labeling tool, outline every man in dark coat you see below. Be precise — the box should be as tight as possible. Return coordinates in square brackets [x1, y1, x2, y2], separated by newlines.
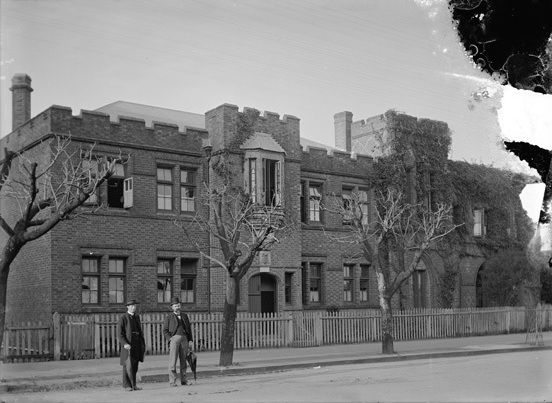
[163, 297, 193, 386]
[117, 299, 146, 391]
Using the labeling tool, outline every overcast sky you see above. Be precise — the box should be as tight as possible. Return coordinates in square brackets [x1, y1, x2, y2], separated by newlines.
[1, 0, 550, 219]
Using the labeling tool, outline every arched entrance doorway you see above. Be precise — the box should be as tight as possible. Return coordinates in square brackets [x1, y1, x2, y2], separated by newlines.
[248, 273, 277, 313]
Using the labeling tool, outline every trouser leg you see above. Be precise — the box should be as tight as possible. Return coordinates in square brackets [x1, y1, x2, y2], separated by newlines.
[122, 366, 132, 388]
[132, 359, 140, 387]
[123, 357, 135, 388]
[179, 337, 188, 384]
[168, 335, 182, 385]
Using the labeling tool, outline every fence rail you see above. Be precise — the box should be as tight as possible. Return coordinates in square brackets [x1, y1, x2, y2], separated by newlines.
[2, 321, 53, 362]
[2, 306, 551, 362]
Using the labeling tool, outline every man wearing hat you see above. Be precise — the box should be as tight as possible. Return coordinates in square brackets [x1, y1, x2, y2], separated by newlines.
[117, 299, 146, 391]
[163, 297, 193, 387]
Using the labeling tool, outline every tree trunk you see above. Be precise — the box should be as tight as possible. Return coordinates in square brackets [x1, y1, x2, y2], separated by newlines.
[0, 265, 9, 353]
[375, 241, 395, 354]
[219, 274, 239, 366]
[376, 264, 394, 354]
[0, 237, 22, 350]
[380, 296, 395, 354]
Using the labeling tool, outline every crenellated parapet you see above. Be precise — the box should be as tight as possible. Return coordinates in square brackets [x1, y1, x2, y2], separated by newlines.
[335, 109, 451, 161]
[1, 105, 208, 158]
[205, 104, 301, 159]
[301, 145, 373, 177]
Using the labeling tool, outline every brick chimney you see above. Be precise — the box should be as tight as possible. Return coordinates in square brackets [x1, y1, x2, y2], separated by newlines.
[10, 74, 33, 130]
[334, 111, 352, 152]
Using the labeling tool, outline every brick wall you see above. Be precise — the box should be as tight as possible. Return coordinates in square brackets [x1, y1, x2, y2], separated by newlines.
[1, 100, 527, 319]
[1, 141, 54, 323]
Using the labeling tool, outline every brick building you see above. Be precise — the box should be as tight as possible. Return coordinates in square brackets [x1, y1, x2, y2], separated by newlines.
[0, 75, 533, 322]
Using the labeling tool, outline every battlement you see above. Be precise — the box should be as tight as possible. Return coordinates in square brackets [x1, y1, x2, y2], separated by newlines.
[55, 106, 208, 134]
[334, 109, 450, 159]
[2, 105, 207, 157]
[302, 145, 372, 163]
[205, 104, 301, 158]
[301, 144, 373, 177]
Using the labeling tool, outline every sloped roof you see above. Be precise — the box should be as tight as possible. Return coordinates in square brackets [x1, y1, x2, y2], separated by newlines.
[95, 101, 205, 131]
[240, 132, 286, 153]
[95, 101, 339, 151]
[299, 137, 341, 152]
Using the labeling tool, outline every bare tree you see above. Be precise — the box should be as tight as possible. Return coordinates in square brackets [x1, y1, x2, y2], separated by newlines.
[176, 175, 291, 367]
[0, 136, 118, 348]
[326, 188, 459, 354]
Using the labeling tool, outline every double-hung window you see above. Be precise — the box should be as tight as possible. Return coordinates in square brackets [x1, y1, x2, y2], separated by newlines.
[263, 159, 281, 206]
[359, 264, 370, 302]
[343, 264, 354, 302]
[180, 169, 196, 212]
[300, 182, 307, 223]
[180, 258, 197, 304]
[82, 257, 100, 304]
[309, 184, 322, 222]
[342, 187, 353, 224]
[473, 209, 486, 237]
[108, 258, 125, 304]
[247, 158, 257, 203]
[358, 189, 369, 225]
[285, 272, 293, 304]
[157, 259, 172, 303]
[309, 263, 322, 303]
[157, 167, 173, 210]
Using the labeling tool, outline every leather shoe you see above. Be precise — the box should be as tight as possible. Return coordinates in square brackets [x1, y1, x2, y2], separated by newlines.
[181, 380, 188, 385]
[125, 387, 134, 392]
[133, 386, 142, 391]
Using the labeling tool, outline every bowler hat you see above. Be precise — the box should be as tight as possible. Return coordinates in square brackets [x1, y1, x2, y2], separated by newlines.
[125, 299, 139, 306]
[170, 297, 181, 306]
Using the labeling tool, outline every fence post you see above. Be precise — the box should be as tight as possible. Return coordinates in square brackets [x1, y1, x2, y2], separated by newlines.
[2, 326, 8, 359]
[506, 309, 510, 334]
[94, 314, 100, 358]
[315, 312, 323, 346]
[53, 312, 61, 361]
[287, 312, 294, 346]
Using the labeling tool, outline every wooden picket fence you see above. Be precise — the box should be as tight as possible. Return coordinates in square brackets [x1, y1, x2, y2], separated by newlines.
[2, 306, 551, 362]
[1, 320, 53, 362]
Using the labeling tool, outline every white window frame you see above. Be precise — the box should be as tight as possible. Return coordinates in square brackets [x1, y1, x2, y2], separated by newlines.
[157, 167, 173, 211]
[343, 264, 354, 302]
[473, 209, 486, 237]
[308, 184, 322, 222]
[180, 168, 196, 212]
[244, 151, 284, 207]
[108, 257, 126, 304]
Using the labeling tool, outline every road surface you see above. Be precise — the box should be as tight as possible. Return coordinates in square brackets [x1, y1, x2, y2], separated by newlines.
[5, 350, 551, 402]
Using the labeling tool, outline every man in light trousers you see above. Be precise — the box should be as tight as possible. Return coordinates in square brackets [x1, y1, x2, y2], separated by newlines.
[163, 297, 193, 387]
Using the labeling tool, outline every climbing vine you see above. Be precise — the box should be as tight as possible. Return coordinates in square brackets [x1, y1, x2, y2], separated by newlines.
[440, 266, 458, 308]
[372, 111, 453, 208]
[448, 160, 534, 249]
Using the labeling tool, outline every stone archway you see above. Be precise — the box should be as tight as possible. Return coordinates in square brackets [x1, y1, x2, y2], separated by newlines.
[248, 273, 277, 313]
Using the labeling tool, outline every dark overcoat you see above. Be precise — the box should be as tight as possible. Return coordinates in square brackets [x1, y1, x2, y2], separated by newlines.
[117, 313, 146, 365]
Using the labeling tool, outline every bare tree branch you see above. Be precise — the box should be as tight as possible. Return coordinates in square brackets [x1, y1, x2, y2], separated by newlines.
[0, 216, 14, 237]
